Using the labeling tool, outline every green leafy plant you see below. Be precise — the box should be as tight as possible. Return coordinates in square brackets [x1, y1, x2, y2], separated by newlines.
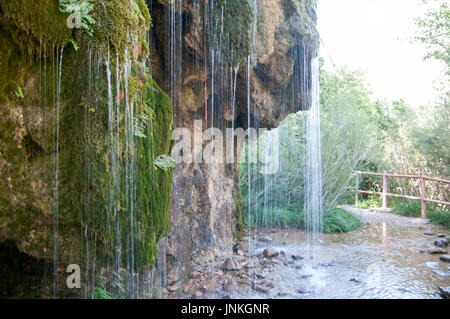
[15, 86, 24, 99]
[154, 155, 175, 171]
[134, 113, 151, 138]
[69, 38, 79, 51]
[90, 272, 127, 299]
[59, 0, 95, 36]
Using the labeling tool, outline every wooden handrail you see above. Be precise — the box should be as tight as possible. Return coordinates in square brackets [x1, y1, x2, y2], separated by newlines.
[353, 170, 450, 219]
[353, 171, 450, 184]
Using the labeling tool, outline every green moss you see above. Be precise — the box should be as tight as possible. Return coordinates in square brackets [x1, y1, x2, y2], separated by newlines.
[212, 0, 254, 66]
[0, 0, 71, 50]
[0, 0, 174, 273]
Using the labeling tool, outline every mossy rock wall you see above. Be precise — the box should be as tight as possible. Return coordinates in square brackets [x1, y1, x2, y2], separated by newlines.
[0, 0, 174, 280]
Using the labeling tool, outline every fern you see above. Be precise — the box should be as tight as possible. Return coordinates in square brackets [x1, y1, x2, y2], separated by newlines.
[59, 0, 95, 36]
[134, 113, 151, 138]
[154, 155, 175, 171]
[90, 272, 127, 299]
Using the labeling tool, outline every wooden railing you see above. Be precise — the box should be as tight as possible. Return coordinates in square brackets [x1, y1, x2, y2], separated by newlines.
[353, 171, 450, 219]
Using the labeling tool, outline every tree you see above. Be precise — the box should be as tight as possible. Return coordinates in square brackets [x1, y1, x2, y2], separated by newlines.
[414, 0, 450, 67]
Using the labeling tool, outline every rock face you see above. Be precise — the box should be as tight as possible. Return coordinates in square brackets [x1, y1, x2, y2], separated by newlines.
[0, 0, 318, 294]
[149, 0, 318, 281]
[0, 0, 174, 296]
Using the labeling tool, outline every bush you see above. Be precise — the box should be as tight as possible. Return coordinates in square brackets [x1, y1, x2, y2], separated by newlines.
[390, 198, 449, 228]
[242, 205, 361, 233]
[428, 210, 450, 228]
[323, 208, 361, 233]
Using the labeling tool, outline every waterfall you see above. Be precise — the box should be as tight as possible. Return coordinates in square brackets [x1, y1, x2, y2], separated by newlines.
[303, 56, 323, 263]
[53, 46, 63, 298]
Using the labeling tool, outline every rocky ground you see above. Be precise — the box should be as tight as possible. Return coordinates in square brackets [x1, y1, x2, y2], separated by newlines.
[161, 206, 450, 299]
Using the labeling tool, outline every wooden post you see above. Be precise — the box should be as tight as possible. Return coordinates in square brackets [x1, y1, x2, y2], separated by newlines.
[382, 170, 388, 209]
[355, 174, 359, 205]
[419, 172, 427, 219]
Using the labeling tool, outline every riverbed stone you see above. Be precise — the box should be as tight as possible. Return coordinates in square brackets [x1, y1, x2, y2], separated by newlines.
[291, 254, 304, 261]
[440, 255, 450, 263]
[221, 258, 241, 271]
[435, 238, 448, 247]
[420, 248, 447, 255]
[259, 236, 273, 243]
[438, 234, 446, 238]
[425, 262, 440, 268]
[423, 230, 435, 236]
[263, 247, 279, 258]
[438, 287, 450, 299]
[432, 270, 450, 277]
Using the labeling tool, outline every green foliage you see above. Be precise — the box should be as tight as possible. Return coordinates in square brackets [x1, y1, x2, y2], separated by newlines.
[356, 195, 382, 209]
[414, 0, 450, 67]
[428, 209, 450, 228]
[69, 38, 79, 51]
[153, 155, 175, 172]
[59, 0, 95, 36]
[134, 113, 151, 138]
[90, 272, 127, 299]
[389, 197, 449, 228]
[14, 86, 24, 99]
[323, 208, 361, 233]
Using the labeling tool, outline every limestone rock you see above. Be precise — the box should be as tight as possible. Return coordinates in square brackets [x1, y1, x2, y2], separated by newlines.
[438, 287, 450, 299]
[435, 238, 448, 247]
[221, 258, 240, 272]
[263, 247, 279, 258]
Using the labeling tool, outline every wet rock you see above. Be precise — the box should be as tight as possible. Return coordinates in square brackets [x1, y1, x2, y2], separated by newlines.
[297, 289, 311, 294]
[221, 258, 241, 271]
[440, 255, 450, 263]
[254, 285, 269, 294]
[438, 234, 446, 238]
[420, 248, 448, 255]
[432, 270, 450, 277]
[349, 278, 361, 283]
[259, 236, 273, 243]
[423, 230, 434, 236]
[438, 287, 450, 299]
[194, 291, 203, 299]
[255, 272, 265, 279]
[190, 271, 202, 279]
[241, 261, 255, 270]
[223, 278, 238, 291]
[425, 262, 439, 269]
[434, 238, 448, 247]
[263, 247, 279, 258]
[167, 285, 181, 293]
[233, 241, 249, 253]
[291, 254, 304, 261]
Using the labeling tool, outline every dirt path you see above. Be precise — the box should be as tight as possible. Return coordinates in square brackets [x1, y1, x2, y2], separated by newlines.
[339, 204, 442, 228]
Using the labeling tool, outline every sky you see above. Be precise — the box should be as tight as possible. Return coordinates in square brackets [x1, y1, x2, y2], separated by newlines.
[317, 0, 447, 108]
